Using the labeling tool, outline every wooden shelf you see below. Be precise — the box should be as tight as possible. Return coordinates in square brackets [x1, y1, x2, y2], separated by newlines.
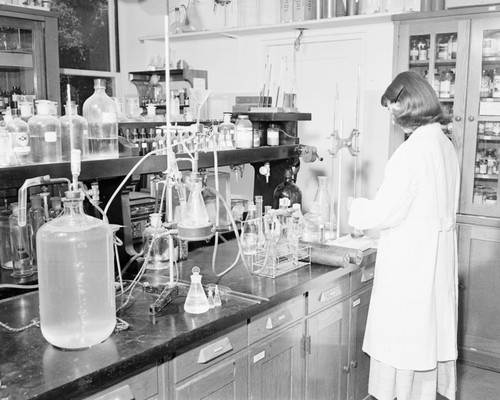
[0, 145, 298, 190]
[139, 12, 397, 43]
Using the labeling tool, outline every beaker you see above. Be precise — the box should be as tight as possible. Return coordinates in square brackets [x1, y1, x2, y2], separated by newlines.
[36, 190, 116, 349]
[178, 174, 213, 241]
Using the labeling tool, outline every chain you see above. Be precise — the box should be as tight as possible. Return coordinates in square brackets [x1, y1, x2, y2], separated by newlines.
[0, 318, 40, 332]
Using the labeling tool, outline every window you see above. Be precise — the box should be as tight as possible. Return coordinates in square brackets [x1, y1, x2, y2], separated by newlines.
[52, 0, 119, 113]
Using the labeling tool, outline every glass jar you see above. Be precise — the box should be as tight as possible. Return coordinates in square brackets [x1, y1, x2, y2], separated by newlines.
[28, 100, 62, 164]
[82, 79, 119, 160]
[267, 124, 280, 146]
[6, 112, 31, 165]
[218, 113, 235, 149]
[37, 190, 116, 349]
[235, 115, 253, 149]
[59, 103, 89, 161]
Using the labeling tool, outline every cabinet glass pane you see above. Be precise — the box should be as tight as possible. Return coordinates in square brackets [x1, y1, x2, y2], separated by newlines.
[409, 32, 458, 140]
[0, 24, 35, 112]
[473, 29, 500, 207]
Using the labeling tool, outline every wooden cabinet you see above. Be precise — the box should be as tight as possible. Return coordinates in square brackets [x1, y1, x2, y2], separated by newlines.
[305, 300, 350, 400]
[248, 323, 304, 400]
[347, 287, 372, 400]
[457, 224, 500, 372]
[0, 4, 60, 110]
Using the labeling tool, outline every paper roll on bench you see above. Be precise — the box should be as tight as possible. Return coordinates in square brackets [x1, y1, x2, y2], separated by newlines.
[303, 241, 364, 268]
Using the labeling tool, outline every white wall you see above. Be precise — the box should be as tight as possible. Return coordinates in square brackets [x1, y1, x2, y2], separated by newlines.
[117, 0, 394, 234]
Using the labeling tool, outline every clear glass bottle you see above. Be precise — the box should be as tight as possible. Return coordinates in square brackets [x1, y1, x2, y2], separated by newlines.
[9, 204, 34, 278]
[146, 74, 164, 105]
[36, 190, 116, 349]
[29, 194, 45, 269]
[0, 125, 12, 166]
[313, 175, 336, 239]
[290, 203, 304, 240]
[302, 202, 322, 243]
[6, 110, 31, 165]
[82, 79, 119, 160]
[240, 202, 259, 256]
[142, 213, 170, 270]
[235, 115, 253, 149]
[170, 7, 184, 35]
[0, 208, 13, 270]
[184, 266, 210, 314]
[59, 102, 90, 161]
[267, 123, 280, 146]
[273, 168, 302, 209]
[218, 113, 235, 149]
[29, 100, 62, 164]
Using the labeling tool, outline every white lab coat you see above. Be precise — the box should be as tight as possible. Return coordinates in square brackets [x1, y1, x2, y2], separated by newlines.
[348, 123, 460, 371]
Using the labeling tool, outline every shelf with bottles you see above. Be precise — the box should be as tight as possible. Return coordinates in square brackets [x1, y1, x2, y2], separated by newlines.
[128, 69, 208, 88]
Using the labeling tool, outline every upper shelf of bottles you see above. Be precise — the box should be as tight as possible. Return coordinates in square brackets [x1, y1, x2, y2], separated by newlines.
[138, 12, 397, 43]
[0, 145, 298, 190]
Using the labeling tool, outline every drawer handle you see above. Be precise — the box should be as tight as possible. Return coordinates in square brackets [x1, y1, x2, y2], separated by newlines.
[266, 309, 293, 330]
[197, 337, 233, 363]
[319, 287, 339, 302]
[361, 269, 374, 282]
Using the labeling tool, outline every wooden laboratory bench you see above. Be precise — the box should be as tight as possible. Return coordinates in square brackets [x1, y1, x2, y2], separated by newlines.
[0, 240, 377, 400]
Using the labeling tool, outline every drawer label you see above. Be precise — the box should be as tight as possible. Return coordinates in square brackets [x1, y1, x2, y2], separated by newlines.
[353, 298, 361, 308]
[253, 351, 265, 363]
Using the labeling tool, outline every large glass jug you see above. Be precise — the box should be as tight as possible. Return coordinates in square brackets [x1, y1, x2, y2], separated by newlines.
[82, 79, 119, 160]
[36, 190, 116, 349]
[28, 100, 62, 164]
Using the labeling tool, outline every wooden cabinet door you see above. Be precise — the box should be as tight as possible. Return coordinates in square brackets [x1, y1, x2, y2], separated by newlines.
[458, 224, 500, 371]
[305, 301, 350, 400]
[173, 351, 248, 400]
[347, 287, 372, 400]
[248, 322, 304, 400]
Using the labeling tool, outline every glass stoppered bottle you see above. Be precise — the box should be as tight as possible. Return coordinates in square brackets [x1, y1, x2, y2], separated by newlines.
[142, 213, 171, 270]
[184, 266, 210, 314]
[28, 100, 62, 164]
[218, 113, 235, 149]
[273, 167, 302, 209]
[59, 102, 89, 161]
[82, 79, 119, 160]
[36, 190, 116, 349]
[6, 109, 31, 165]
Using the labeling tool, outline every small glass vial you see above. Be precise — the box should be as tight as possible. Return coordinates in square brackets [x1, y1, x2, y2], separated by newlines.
[29, 100, 62, 164]
[235, 115, 253, 149]
[59, 102, 89, 161]
[184, 266, 210, 314]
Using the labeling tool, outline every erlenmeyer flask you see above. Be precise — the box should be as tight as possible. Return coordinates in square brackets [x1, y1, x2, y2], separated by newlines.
[177, 174, 213, 241]
[182, 0, 204, 33]
[184, 266, 209, 314]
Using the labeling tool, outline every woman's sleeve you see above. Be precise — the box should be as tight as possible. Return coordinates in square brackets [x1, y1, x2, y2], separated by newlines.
[348, 144, 418, 231]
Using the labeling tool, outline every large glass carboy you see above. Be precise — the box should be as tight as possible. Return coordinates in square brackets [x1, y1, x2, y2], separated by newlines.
[82, 79, 119, 160]
[36, 190, 116, 349]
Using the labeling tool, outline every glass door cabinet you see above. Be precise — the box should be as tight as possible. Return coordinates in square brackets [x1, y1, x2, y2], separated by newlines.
[0, 4, 60, 115]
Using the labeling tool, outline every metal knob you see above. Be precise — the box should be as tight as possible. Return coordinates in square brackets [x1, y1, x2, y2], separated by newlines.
[350, 360, 358, 369]
[454, 116, 462, 122]
[342, 365, 350, 373]
[468, 116, 475, 122]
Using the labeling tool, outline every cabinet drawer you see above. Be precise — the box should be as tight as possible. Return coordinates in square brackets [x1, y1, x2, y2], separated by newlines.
[85, 366, 158, 400]
[173, 323, 247, 383]
[351, 264, 375, 293]
[248, 296, 304, 345]
[308, 274, 350, 314]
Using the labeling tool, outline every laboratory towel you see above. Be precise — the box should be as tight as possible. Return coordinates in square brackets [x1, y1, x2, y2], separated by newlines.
[368, 357, 456, 400]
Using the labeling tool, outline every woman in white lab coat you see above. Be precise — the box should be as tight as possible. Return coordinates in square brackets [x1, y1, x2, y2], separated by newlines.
[348, 71, 460, 400]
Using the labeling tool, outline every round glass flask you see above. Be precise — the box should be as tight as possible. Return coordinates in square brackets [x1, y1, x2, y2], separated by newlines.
[36, 190, 116, 349]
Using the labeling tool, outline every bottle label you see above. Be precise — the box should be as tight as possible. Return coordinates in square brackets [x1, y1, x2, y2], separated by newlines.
[13, 132, 29, 147]
[101, 112, 117, 123]
[44, 131, 57, 142]
[83, 129, 88, 136]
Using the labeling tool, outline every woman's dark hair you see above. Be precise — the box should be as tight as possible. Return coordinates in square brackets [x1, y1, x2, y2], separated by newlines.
[381, 71, 450, 129]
